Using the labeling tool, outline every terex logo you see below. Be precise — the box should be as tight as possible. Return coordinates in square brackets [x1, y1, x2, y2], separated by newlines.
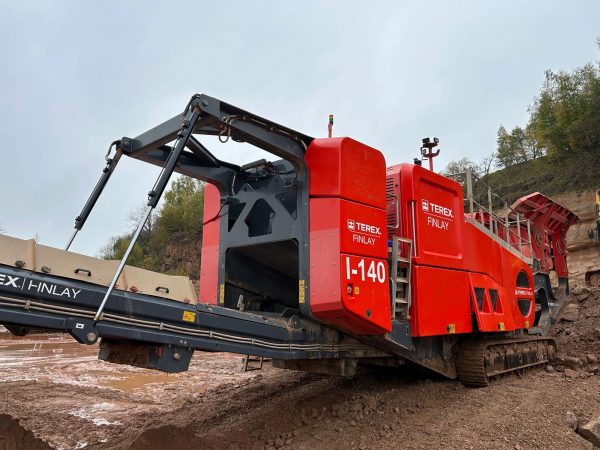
[347, 219, 381, 236]
[421, 198, 454, 219]
[0, 274, 20, 288]
[347, 218, 382, 245]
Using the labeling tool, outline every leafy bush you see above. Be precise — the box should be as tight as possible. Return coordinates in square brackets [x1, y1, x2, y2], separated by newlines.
[100, 176, 204, 273]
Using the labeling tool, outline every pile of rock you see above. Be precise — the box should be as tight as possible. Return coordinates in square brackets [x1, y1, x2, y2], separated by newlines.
[556, 287, 600, 446]
[551, 286, 600, 375]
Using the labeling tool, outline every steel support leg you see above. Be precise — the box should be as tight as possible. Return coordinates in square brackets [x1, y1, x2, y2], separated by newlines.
[65, 145, 123, 251]
[93, 105, 201, 323]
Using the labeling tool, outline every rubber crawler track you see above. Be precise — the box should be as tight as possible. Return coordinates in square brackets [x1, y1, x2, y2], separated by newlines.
[456, 337, 556, 387]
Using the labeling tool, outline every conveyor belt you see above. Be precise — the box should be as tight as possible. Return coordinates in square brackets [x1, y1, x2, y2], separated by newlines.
[0, 264, 384, 364]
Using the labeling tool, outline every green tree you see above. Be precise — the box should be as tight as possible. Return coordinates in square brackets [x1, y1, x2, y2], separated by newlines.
[99, 235, 145, 267]
[151, 177, 204, 250]
[496, 126, 524, 168]
[528, 62, 600, 159]
[99, 176, 205, 272]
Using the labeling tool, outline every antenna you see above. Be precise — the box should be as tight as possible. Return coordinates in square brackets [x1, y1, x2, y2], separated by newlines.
[420, 137, 440, 172]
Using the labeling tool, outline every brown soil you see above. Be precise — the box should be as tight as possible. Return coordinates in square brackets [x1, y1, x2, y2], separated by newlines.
[0, 415, 52, 450]
[0, 289, 599, 450]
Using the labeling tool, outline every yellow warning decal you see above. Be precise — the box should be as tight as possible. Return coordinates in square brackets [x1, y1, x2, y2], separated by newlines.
[299, 279, 305, 304]
[219, 284, 225, 304]
[354, 286, 360, 295]
[447, 323, 456, 334]
[182, 311, 196, 323]
[524, 320, 530, 328]
[498, 322, 505, 331]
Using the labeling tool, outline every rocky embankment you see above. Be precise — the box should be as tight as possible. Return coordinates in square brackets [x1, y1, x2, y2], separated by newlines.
[552, 190, 599, 287]
[551, 285, 600, 447]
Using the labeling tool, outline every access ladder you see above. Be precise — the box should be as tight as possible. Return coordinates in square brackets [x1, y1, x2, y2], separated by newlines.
[389, 236, 412, 320]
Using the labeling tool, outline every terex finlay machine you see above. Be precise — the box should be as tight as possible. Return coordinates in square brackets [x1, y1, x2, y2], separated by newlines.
[0, 95, 579, 386]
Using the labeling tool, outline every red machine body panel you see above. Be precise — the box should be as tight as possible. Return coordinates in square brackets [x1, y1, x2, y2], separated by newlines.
[411, 266, 472, 336]
[388, 164, 468, 271]
[306, 138, 391, 334]
[386, 163, 536, 337]
[309, 198, 390, 334]
[199, 182, 220, 305]
[306, 137, 387, 209]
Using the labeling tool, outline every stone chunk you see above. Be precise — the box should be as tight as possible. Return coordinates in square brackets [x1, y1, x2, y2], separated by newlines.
[564, 368, 578, 378]
[558, 356, 582, 369]
[577, 415, 600, 448]
[565, 411, 578, 431]
[560, 303, 579, 322]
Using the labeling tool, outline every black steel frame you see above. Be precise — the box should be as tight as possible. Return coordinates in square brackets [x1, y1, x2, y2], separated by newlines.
[118, 94, 314, 317]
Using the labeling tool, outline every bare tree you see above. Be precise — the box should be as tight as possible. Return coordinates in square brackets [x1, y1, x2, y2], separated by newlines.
[442, 157, 481, 177]
[479, 151, 496, 177]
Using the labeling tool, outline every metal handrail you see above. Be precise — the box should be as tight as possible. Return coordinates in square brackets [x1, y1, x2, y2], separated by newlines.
[452, 169, 534, 264]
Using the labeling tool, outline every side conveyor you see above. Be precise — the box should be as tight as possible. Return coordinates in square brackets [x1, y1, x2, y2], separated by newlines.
[0, 264, 386, 372]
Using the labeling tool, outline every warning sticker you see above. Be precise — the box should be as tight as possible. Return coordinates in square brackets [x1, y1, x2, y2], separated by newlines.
[299, 279, 305, 304]
[219, 284, 225, 305]
[182, 311, 196, 323]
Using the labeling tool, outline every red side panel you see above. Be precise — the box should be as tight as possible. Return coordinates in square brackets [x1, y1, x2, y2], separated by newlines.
[386, 163, 538, 337]
[388, 164, 467, 271]
[504, 254, 536, 330]
[411, 266, 473, 336]
[309, 198, 390, 334]
[306, 137, 391, 335]
[468, 272, 515, 332]
[411, 170, 465, 266]
[306, 137, 387, 209]
[199, 183, 220, 304]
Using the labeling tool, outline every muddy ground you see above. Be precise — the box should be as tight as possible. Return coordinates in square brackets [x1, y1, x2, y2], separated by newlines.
[0, 289, 599, 450]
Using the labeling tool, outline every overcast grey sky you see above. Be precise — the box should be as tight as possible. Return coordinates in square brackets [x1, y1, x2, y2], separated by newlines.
[0, 1, 598, 256]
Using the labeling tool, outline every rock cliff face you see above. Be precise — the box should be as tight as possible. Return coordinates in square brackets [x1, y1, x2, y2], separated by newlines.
[158, 232, 202, 281]
[551, 190, 599, 286]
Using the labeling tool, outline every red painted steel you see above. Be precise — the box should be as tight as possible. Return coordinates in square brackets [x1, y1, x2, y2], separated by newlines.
[306, 138, 391, 334]
[511, 192, 578, 278]
[309, 198, 391, 334]
[306, 137, 387, 209]
[386, 163, 537, 337]
[199, 183, 220, 304]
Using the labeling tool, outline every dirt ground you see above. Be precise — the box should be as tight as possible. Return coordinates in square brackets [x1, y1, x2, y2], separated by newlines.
[0, 289, 599, 450]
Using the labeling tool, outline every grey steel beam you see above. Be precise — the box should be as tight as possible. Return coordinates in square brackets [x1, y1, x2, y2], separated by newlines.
[134, 147, 236, 193]
[122, 114, 182, 155]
